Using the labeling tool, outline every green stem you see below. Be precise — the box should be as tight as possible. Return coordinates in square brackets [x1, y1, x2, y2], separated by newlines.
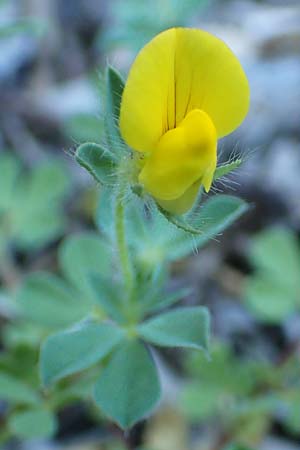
[115, 185, 133, 297]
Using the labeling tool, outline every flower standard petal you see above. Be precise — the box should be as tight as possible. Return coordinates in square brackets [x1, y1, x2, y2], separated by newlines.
[120, 29, 176, 153]
[173, 28, 250, 137]
[120, 27, 249, 152]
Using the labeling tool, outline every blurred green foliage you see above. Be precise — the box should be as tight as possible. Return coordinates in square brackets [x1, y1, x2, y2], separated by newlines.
[99, 0, 209, 51]
[0, 153, 70, 258]
[17, 232, 111, 329]
[0, 235, 110, 442]
[181, 342, 300, 445]
[244, 228, 300, 322]
[64, 113, 104, 144]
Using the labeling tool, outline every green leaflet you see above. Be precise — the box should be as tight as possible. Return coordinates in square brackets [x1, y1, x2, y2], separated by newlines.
[8, 408, 57, 440]
[0, 372, 39, 406]
[213, 159, 242, 181]
[0, 156, 70, 250]
[249, 228, 300, 292]
[158, 195, 248, 236]
[119, 194, 247, 265]
[75, 142, 117, 186]
[105, 65, 127, 156]
[245, 228, 300, 323]
[96, 187, 116, 240]
[181, 382, 221, 421]
[59, 231, 112, 300]
[40, 321, 124, 386]
[94, 339, 161, 429]
[17, 272, 89, 329]
[141, 287, 192, 314]
[245, 276, 297, 323]
[138, 306, 210, 351]
[75, 67, 127, 184]
[64, 113, 104, 144]
[88, 273, 125, 323]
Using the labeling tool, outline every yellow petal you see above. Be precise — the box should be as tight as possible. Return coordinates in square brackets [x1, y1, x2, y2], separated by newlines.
[120, 29, 176, 153]
[139, 109, 217, 201]
[173, 28, 250, 138]
[157, 179, 202, 215]
[120, 27, 249, 152]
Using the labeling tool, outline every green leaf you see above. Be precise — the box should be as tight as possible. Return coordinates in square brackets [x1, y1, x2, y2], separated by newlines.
[141, 287, 191, 314]
[134, 263, 169, 313]
[94, 339, 161, 429]
[17, 272, 89, 329]
[50, 371, 97, 408]
[11, 160, 69, 248]
[130, 196, 247, 265]
[89, 274, 125, 322]
[126, 204, 171, 264]
[0, 372, 39, 405]
[64, 113, 104, 143]
[40, 321, 124, 386]
[213, 159, 242, 181]
[24, 161, 69, 204]
[8, 408, 57, 440]
[3, 322, 45, 349]
[249, 228, 300, 294]
[75, 142, 117, 185]
[234, 395, 278, 416]
[125, 197, 148, 243]
[0, 347, 39, 384]
[138, 307, 210, 351]
[158, 195, 248, 236]
[105, 65, 126, 155]
[99, 0, 208, 51]
[244, 228, 300, 322]
[184, 343, 256, 395]
[166, 196, 247, 260]
[180, 382, 221, 421]
[96, 187, 116, 240]
[245, 276, 296, 323]
[59, 232, 112, 300]
[12, 204, 66, 248]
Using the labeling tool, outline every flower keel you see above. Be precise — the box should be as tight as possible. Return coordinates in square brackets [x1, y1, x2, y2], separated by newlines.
[139, 109, 217, 213]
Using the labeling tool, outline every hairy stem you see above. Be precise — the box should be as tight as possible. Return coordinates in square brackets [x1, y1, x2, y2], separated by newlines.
[115, 185, 133, 297]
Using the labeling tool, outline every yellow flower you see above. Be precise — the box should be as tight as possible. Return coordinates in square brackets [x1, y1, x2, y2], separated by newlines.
[120, 28, 249, 214]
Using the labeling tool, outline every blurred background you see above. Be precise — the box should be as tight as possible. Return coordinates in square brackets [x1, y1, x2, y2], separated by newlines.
[0, 0, 299, 449]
